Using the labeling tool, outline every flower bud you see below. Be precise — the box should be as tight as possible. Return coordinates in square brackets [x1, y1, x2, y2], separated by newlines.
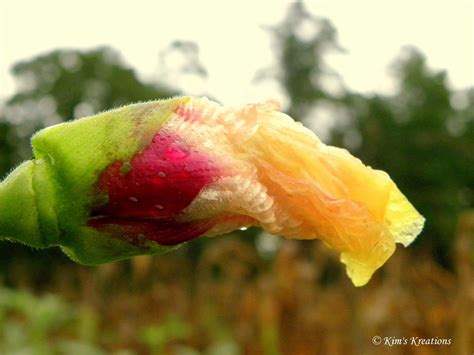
[0, 97, 424, 286]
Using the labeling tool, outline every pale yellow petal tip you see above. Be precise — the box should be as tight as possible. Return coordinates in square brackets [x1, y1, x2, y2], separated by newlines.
[385, 186, 425, 247]
[341, 189, 425, 287]
[340, 254, 378, 287]
[392, 214, 425, 247]
[341, 241, 396, 287]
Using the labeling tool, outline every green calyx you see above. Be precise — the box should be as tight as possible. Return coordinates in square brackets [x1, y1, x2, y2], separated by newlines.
[0, 97, 189, 263]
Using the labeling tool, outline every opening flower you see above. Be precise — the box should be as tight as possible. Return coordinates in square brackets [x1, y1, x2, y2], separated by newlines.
[0, 97, 424, 286]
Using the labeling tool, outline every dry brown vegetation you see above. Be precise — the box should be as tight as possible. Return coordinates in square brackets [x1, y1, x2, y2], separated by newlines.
[3, 212, 473, 355]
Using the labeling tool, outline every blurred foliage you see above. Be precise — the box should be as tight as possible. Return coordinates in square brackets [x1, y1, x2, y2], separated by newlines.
[0, 287, 107, 354]
[139, 314, 192, 354]
[0, 2, 473, 354]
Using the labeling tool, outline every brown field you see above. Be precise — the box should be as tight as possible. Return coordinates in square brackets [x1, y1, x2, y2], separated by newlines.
[2, 212, 472, 355]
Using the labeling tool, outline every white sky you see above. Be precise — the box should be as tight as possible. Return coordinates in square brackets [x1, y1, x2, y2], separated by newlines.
[0, 0, 473, 106]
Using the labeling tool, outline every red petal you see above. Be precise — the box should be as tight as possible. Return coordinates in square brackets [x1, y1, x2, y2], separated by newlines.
[90, 130, 218, 245]
[96, 131, 217, 218]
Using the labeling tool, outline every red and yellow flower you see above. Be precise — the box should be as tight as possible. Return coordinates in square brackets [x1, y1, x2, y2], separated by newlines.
[0, 97, 424, 286]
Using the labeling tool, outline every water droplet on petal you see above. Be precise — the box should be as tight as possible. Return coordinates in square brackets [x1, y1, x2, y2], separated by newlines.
[157, 171, 166, 177]
[240, 227, 248, 231]
[155, 204, 164, 210]
[129, 196, 138, 202]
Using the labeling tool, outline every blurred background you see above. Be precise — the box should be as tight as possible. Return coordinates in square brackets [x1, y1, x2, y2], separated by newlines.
[0, 1, 473, 354]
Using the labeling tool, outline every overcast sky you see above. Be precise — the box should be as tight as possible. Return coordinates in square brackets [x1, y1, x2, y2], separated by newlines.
[1, 0, 473, 105]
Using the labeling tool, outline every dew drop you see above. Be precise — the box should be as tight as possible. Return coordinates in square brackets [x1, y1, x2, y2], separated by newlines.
[157, 171, 167, 177]
[240, 227, 248, 231]
[155, 204, 164, 210]
[129, 196, 138, 202]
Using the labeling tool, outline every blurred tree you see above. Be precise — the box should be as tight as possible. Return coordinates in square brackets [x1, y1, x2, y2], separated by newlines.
[267, 1, 345, 119]
[160, 40, 208, 78]
[331, 47, 474, 264]
[158, 40, 209, 99]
